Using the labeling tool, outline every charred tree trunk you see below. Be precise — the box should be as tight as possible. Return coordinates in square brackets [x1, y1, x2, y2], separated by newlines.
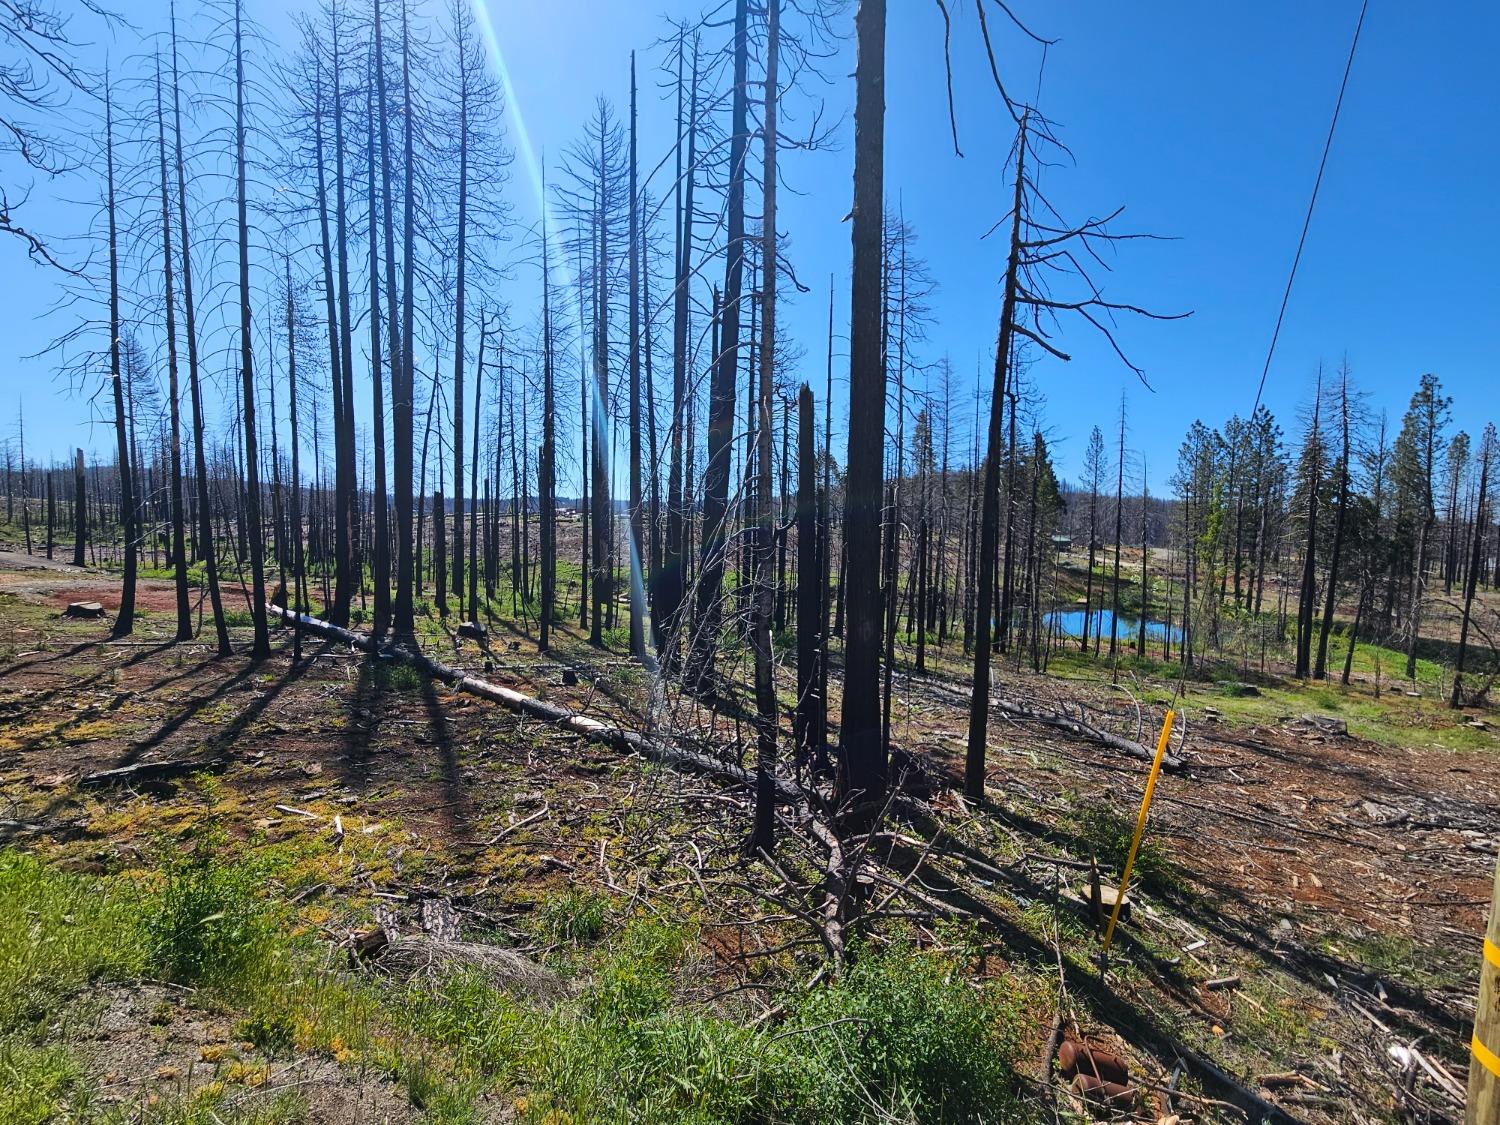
[170, 14, 227, 653]
[1453, 434, 1493, 707]
[840, 0, 888, 801]
[627, 52, 646, 660]
[72, 449, 86, 567]
[233, 2, 270, 659]
[688, 0, 749, 687]
[1315, 366, 1350, 678]
[964, 113, 1026, 802]
[393, 0, 416, 640]
[795, 383, 826, 773]
[749, 0, 780, 854]
[286, 259, 307, 660]
[105, 81, 137, 639]
[366, 58, 391, 639]
[155, 62, 191, 641]
[540, 217, 556, 650]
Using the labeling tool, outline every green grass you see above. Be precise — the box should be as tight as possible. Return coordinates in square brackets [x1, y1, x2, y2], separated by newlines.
[0, 846, 1040, 1125]
[0, 851, 147, 1033]
[535, 888, 610, 946]
[143, 848, 279, 987]
[0, 1039, 92, 1125]
[1066, 800, 1187, 898]
[1193, 673, 1496, 753]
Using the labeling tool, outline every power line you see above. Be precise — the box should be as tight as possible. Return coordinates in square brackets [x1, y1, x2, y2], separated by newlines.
[1250, 0, 1370, 419]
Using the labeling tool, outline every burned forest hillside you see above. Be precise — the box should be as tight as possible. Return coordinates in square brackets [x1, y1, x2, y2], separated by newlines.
[0, 1, 1497, 1123]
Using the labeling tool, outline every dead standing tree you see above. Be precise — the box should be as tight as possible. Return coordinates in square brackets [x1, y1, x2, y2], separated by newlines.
[104, 75, 138, 639]
[963, 107, 1186, 800]
[838, 0, 886, 802]
[688, 0, 750, 690]
[748, 0, 780, 853]
[1453, 423, 1495, 708]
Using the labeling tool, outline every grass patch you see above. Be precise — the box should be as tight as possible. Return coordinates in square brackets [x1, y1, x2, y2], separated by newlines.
[144, 849, 279, 987]
[1066, 800, 1186, 897]
[373, 661, 425, 693]
[536, 888, 610, 946]
[0, 852, 146, 1033]
[0, 1038, 91, 1125]
[0, 844, 1040, 1124]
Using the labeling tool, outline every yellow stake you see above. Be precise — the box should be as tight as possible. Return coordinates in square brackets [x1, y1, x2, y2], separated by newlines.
[1101, 708, 1175, 954]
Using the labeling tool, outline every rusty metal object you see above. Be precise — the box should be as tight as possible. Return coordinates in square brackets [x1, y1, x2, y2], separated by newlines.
[1058, 1040, 1131, 1086]
[1059, 1041, 1136, 1117]
[1070, 1072, 1136, 1112]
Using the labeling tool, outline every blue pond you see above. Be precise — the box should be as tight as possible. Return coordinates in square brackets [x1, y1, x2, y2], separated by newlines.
[1043, 608, 1182, 645]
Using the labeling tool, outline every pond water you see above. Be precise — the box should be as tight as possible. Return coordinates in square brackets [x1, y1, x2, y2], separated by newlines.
[1043, 608, 1182, 645]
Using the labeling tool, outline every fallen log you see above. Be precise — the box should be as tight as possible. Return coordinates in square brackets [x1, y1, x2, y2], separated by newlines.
[267, 606, 805, 806]
[924, 681, 1180, 770]
[0, 817, 89, 842]
[81, 757, 227, 788]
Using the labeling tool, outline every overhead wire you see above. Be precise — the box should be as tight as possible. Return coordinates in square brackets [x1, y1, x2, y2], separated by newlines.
[1249, 0, 1370, 419]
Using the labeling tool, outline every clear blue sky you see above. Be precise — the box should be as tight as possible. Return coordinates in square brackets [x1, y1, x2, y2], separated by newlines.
[3, 0, 1495, 493]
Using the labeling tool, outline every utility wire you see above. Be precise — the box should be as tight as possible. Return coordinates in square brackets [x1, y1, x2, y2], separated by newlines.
[1250, 0, 1370, 418]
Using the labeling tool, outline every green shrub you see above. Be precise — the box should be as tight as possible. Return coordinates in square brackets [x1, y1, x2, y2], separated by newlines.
[144, 853, 275, 987]
[233, 1010, 297, 1057]
[526, 925, 1032, 1124]
[374, 661, 425, 693]
[397, 970, 524, 1082]
[1069, 801, 1184, 896]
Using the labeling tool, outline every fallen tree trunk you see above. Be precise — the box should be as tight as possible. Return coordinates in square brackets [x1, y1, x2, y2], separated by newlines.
[268, 606, 805, 805]
[81, 757, 228, 788]
[0, 817, 89, 842]
[925, 680, 1181, 770]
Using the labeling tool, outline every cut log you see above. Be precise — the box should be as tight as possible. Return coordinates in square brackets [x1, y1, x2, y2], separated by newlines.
[349, 926, 390, 964]
[0, 818, 88, 842]
[993, 697, 1181, 769]
[1057, 1041, 1130, 1086]
[1070, 1072, 1136, 1112]
[80, 757, 227, 788]
[1298, 714, 1347, 736]
[64, 601, 105, 619]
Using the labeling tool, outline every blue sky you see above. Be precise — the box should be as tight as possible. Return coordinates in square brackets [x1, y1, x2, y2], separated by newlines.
[2, 0, 1495, 493]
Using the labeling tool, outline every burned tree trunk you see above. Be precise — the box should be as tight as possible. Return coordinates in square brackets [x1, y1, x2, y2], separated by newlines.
[839, 0, 888, 802]
[154, 62, 192, 641]
[965, 113, 1027, 802]
[105, 80, 137, 640]
[72, 449, 86, 567]
[170, 12, 228, 654]
[688, 0, 749, 687]
[795, 383, 826, 774]
[233, 1, 270, 659]
[749, 0, 780, 854]
[1453, 428, 1494, 708]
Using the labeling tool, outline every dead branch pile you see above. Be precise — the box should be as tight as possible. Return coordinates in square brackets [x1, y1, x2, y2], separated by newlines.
[375, 936, 569, 1002]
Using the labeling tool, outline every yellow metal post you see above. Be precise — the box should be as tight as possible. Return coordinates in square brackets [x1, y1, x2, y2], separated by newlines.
[1467, 853, 1500, 1123]
[1101, 709, 1175, 954]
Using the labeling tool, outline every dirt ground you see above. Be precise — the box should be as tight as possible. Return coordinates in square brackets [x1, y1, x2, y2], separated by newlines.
[1, 551, 1495, 1124]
